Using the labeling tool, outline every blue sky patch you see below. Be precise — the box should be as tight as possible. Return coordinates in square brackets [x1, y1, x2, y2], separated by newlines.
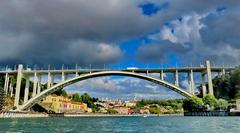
[139, 2, 169, 16]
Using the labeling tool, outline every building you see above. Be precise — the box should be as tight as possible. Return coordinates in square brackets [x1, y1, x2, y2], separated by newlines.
[42, 95, 87, 113]
[125, 101, 137, 107]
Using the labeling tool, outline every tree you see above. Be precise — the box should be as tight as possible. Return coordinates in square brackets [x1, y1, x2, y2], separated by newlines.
[183, 96, 204, 111]
[203, 94, 218, 108]
[216, 99, 228, 110]
[61, 90, 68, 98]
[72, 93, 81, 102]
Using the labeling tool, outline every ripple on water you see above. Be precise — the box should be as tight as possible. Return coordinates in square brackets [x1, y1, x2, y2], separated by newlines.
[0, 116, 240, 133]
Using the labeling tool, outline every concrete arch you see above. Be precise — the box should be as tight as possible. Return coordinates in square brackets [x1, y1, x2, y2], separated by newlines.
[19, 71, 193, 110]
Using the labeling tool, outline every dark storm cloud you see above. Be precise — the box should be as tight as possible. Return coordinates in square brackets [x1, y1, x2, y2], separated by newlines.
[0, 0, 156, 66]
[0, 0, 240, 67]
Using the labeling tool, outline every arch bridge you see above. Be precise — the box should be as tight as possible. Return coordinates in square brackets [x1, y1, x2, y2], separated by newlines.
[0, 61, 234, 111]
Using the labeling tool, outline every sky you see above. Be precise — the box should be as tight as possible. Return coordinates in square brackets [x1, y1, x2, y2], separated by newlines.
[0, 0, 240, 100]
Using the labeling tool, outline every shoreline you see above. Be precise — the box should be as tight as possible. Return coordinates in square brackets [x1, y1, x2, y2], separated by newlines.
[0, 112, 183, 118]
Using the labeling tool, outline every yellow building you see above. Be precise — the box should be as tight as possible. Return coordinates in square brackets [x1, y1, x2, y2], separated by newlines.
[42, 95, 87, 113]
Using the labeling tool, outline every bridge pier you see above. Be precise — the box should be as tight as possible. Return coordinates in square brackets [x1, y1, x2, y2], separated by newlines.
[14, 64, 23, 108]
[4, 73, 9, 94]
[190, 69, 195, 94]
[160, 70, 164, 80]
[206, 61, 214, 95]
[24, 75, 30, 103]
[32, 72, 38, 98]
[47, 72, 52, 89]
[201, 73, 207, 97]
[175, 70, 179, 87]
[37, 75, 41, 94]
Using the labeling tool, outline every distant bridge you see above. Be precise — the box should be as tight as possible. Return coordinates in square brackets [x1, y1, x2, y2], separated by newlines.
[0, 61, 234, 111]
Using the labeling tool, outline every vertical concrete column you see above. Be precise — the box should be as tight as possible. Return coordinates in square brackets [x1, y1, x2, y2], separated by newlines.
[51, 75, 54, 86]
[37, 75, 41, 94]
[188, 72, 192, 94]
[160, 70, 164, 80]
[222, 69, 226, 75]
[4, 73, 9, 93]
[47, 72, 52, 89]
[10, 82, 13, 97]
[5, 76, 10, 94]
[62, 72, 65, 82]
[24, 75, 30, 103]
[146, 70, 149, 76]
[206, 60, 214, 95]
[14, 64, 23, 108]
[75, 64, 79, 77]
[190, 69, 195, 94]
[175, 70, 179, 86]
[32, 72, 38, 98]
[201, 73, 207, 97]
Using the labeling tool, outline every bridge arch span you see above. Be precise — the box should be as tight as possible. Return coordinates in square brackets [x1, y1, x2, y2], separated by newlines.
[19, 71, 193, 110]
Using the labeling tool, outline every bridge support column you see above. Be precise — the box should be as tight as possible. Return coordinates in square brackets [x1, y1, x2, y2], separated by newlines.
[75, 64, 79, 77]
[51, 75, 54, 86]
[62, 72, 65, 82]
[222, 69, 226, 75]
[10, 82, 13, 97]
[32, 72, 38, 98]
[37, 76, 41, 94]
[14, 64, 23, 108]
[201, 73, 207, 97]
[24, 76, 30, 103]
[190, 70, 195, 94]
[160, 70, 164, 80]
[206, 60, 214, 95]
[175, 70, 179, 87]
[47, 72, 52, 89]
[4, 73, 9, 94]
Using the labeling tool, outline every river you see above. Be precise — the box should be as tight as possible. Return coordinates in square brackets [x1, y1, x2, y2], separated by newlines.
[0, 116, 239, 133]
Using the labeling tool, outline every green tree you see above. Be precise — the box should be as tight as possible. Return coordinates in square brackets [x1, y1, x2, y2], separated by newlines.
[149, 108, 161, 114]
[107, 108, 118, 114]
[72, 93, 81, 102]
[216, 99, 228, 110]
[183, 96, 204, 111]
[203, 94, 218, 108]
[61, 90, 68, 98]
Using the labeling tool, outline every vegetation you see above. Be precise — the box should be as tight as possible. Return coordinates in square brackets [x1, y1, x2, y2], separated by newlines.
[183, 94, 228, 111]
[211, 66, 240, 100]
[136, 99, 183, 110]
[107, 108, 118, 114]
[70, 92, 100, 112]
[183, 96, 204, 111]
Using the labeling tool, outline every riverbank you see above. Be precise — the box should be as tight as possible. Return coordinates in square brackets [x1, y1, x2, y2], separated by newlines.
[0, 112, 183, 118]
[0, 112, 48, 118]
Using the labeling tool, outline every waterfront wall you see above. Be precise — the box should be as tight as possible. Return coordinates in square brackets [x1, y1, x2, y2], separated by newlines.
[184, 111, 228, 116]
[0, 112, 48, 118]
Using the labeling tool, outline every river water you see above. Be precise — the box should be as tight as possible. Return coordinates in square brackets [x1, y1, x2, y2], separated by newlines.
[0, 116, 239, 133]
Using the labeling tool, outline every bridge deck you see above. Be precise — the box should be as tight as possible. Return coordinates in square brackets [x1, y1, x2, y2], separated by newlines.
[0, 67, 234, 75]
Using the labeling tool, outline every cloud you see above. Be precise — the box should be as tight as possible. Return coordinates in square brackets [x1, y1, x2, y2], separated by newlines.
[137, 6, 240, 65]
[65, 76, 184, 100]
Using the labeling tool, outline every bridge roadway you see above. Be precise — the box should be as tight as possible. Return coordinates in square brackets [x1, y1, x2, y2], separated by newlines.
[0, 66, 234, 75]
